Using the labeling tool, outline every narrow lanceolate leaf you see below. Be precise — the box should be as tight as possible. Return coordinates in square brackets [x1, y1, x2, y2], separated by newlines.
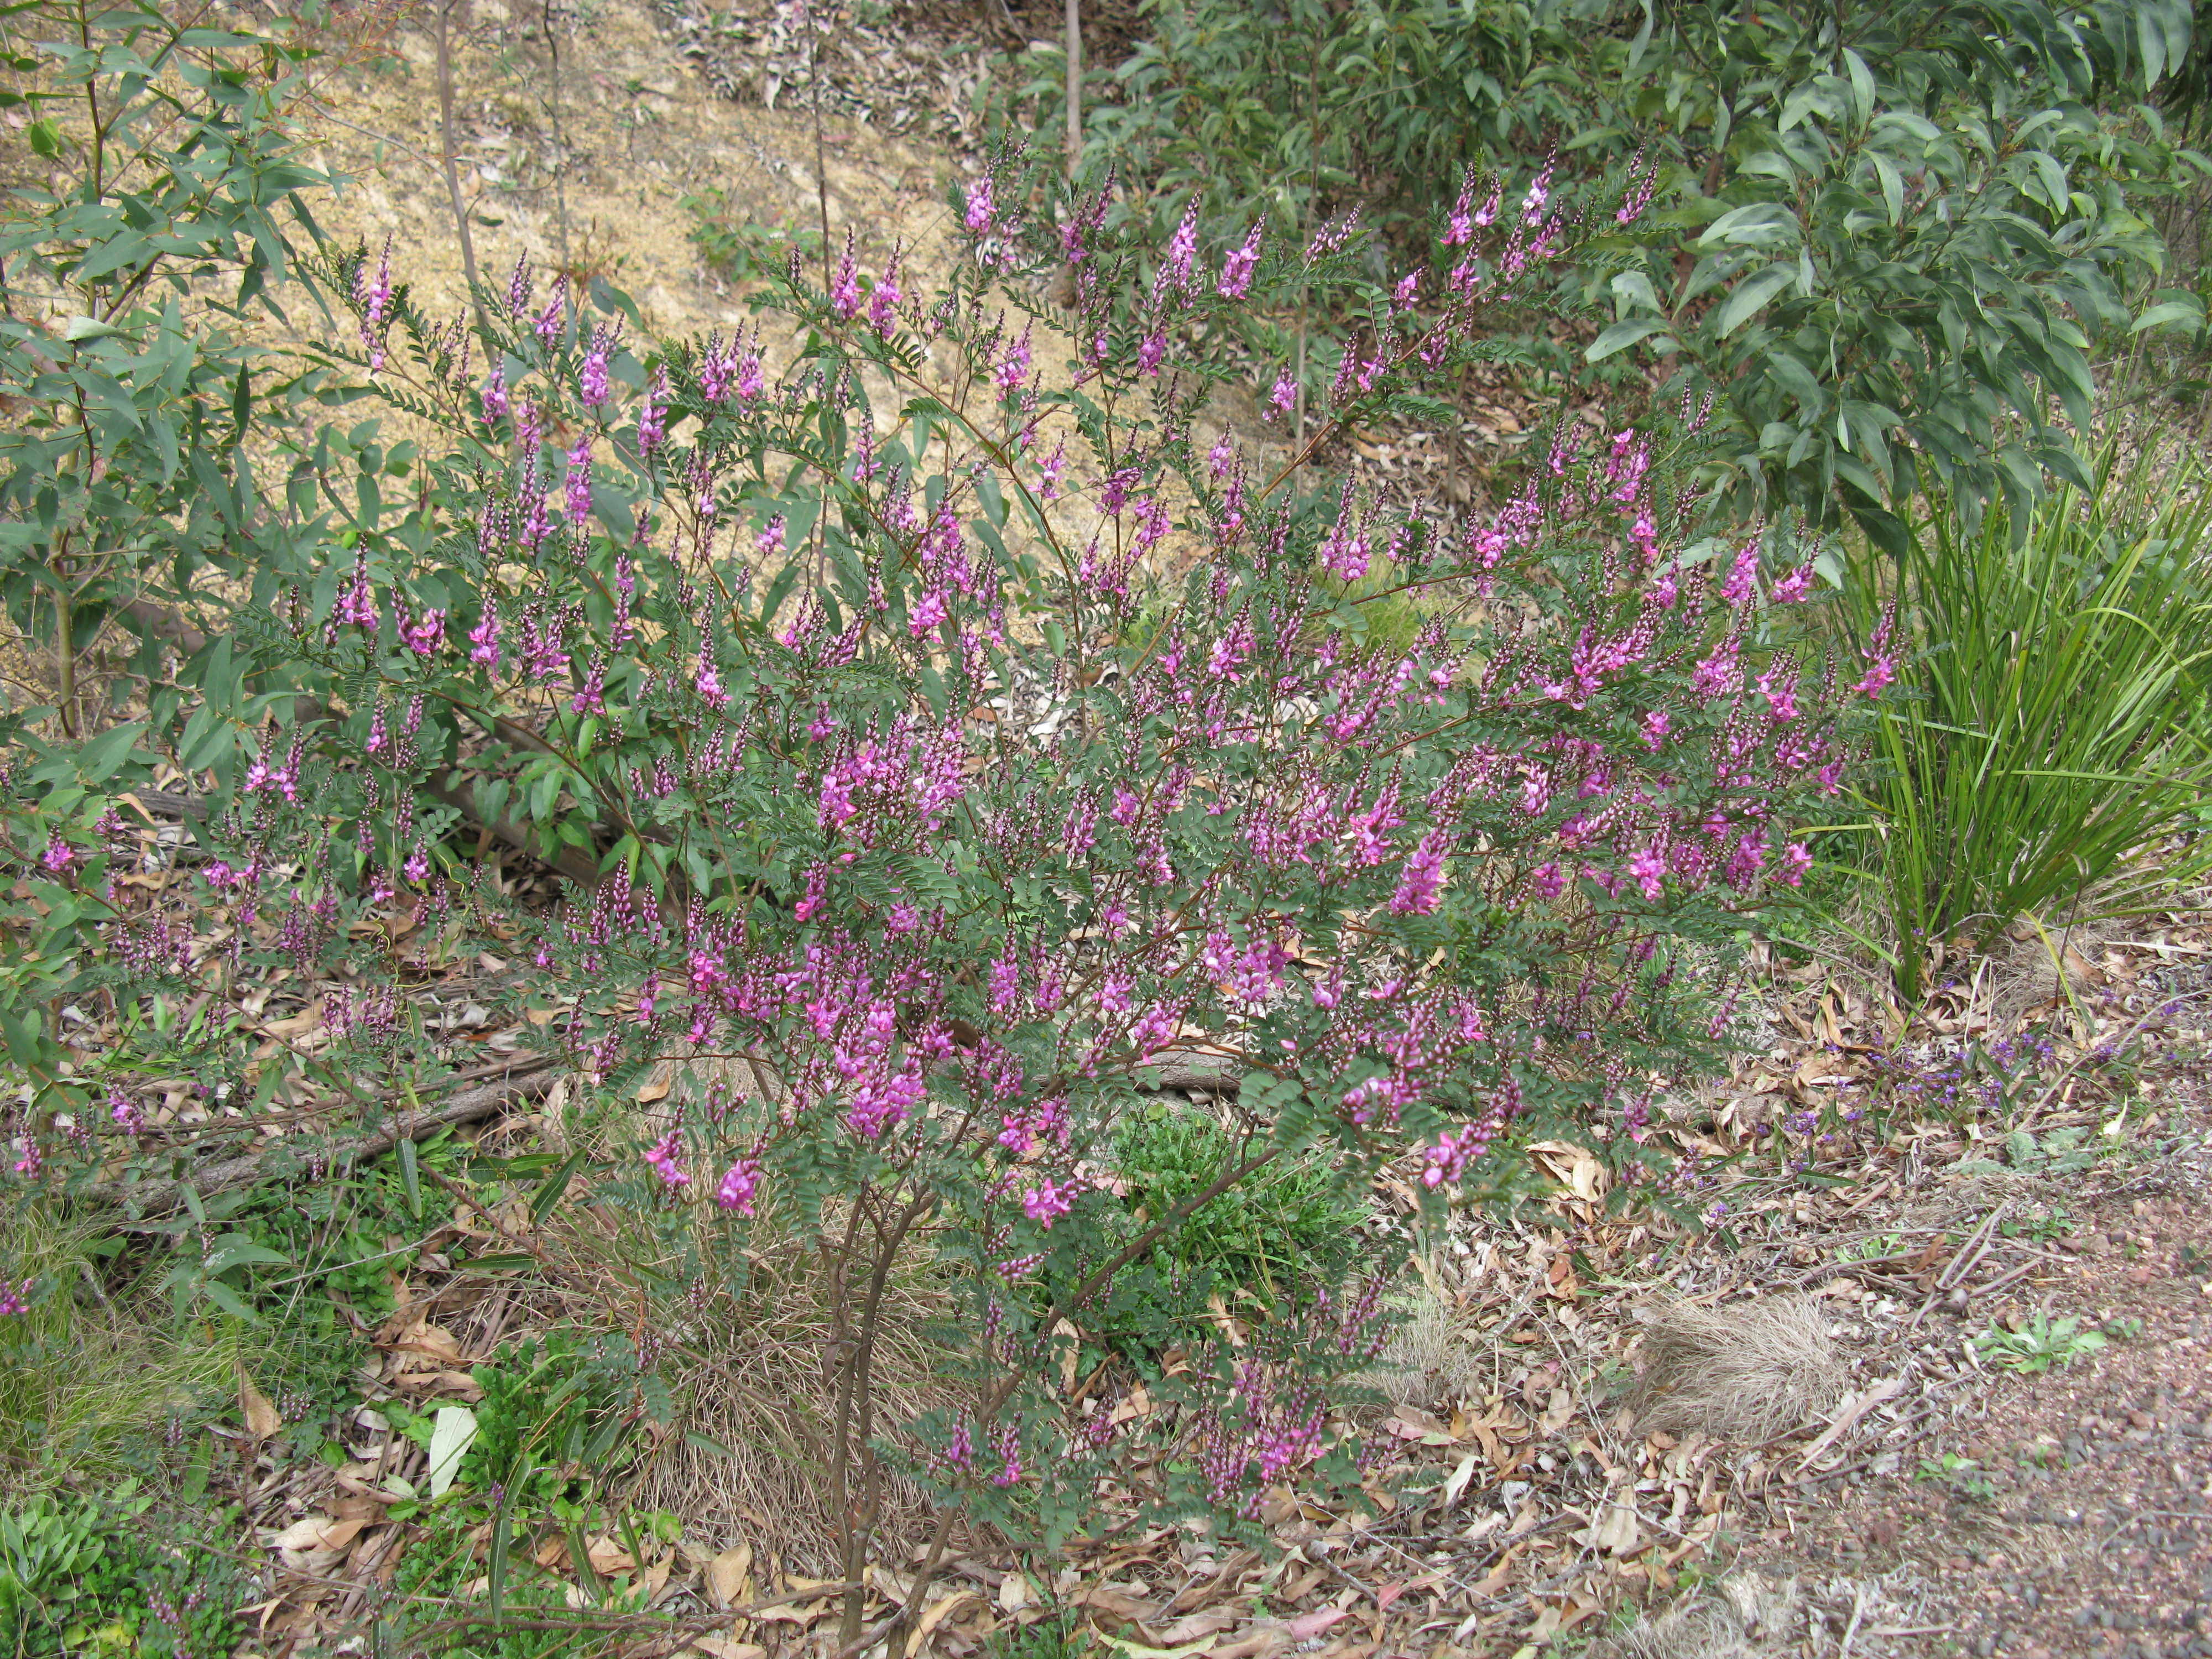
[1586, 317, 1670, 361]
[1714, 263, 1797, 337]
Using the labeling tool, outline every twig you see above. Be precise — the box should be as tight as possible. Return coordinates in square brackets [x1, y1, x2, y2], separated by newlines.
[541, 0, 571, 280]
[805, 0, 831, 291]
[1937, 1201, 2009, 1291]
[1837, 1585, 1866, 1655]
[84, 1057, 560, 1216]
[1063, 0, 1081, 178]
[1964, 1257, 2044, 1300]
[433, 0, 490, 335]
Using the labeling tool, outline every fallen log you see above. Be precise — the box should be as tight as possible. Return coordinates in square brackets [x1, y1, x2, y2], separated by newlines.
[86, 1054, 562, 1219]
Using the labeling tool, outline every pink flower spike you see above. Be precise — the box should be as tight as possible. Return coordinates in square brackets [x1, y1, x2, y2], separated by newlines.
[643, 1131, 690, 1190]
[831, 229, 862, 317]
[964, 174, 995, 234]
[1721, 540, 1760, 607]
[1768, 560, 1814, 603]
[1616, 150, 1658, 225]
[716, 1154, 763, 1213]
[1520, 153, 1556, 225]
[1266, 371, 1297, 420]
[1443, 166, 1481, 246]
[1218, 218, 1264, 299]
[1782, 842, 1814, 887]
[1021, 1179, 1076, 1230]
[1164, 201, 1201, 293]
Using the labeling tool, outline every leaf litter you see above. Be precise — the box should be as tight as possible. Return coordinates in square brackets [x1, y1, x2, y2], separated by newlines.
[194, 881, 2212, 1655]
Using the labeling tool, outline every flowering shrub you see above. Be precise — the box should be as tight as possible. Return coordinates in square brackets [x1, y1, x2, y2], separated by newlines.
[225, 143, 1876, 1625]
[2, 83, 1870, 1630]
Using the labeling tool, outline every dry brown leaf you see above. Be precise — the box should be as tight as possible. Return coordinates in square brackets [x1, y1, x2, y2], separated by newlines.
[1383, 1404, 1453, 1446]
[680, 1641, 767, 1659]
[1109, 1384, 1154, 1426]
[1077, 1588, 1155, 1623]
[753, 1600, 830, 1627]
[707, 1542, 754, 1609]
[914, 1591, 982, 1642]
[1470, 1543, 1524, 1597]
[386, 1322, 468, 1366]
[1156, 1610, 1242, 1645]
[1527, 1140, 1608, 1202]
[586, 1536, 634, 1575]
[1281, 1606, 1349, 1642]
[1587, 1496, 1642, 1556]
[1540, 1387, 1574, 1435]
[240, 1369, 281, 1439]
[270, 1516, 366, 1553]
[262, 1006, 322, 1040]
[1053, 1318, 1082, 1394]
[1204, 1291, 1249, 1348]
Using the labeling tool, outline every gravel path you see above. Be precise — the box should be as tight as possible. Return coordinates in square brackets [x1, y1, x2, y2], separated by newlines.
[1727, 1073, 2212, 1658]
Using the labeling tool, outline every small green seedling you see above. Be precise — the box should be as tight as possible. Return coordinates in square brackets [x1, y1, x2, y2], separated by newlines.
[1972, 1312, 2105, 1374]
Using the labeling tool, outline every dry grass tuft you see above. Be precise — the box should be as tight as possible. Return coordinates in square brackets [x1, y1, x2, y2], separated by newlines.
[1361, 1291, 1490, 1411]
[1589, 1573, 1800, 1658]
[1981, 912, 2127, 1031]
[545, 1179, 959, 1573]
[1626, 1293, 1844, 1444]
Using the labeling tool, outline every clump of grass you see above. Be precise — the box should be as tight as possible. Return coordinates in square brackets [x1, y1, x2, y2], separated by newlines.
[552, 1185, 958, 1574]
[1625, 1293, 1843, 1445]
[1590, 1573, 1801, 1658]
[985, 1608, 1099, 1659]
[1361, 1287, 1488, 1411]
[0, 1201, 235, 1497]
[1836, 437, 2212, 1004]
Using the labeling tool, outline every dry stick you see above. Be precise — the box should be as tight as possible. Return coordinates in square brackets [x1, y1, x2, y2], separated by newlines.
[86, 1058, 559, 1216]
[1064, 0, 1081, 179]
[1966, 1255, 2044, 1301]
[834, 1192, 934, 1648]
[541, 0, 571, 283]
[1934, 1200, 2009, 1293]
[433, 0, 489, 334]
[805, 0, 832, 293]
